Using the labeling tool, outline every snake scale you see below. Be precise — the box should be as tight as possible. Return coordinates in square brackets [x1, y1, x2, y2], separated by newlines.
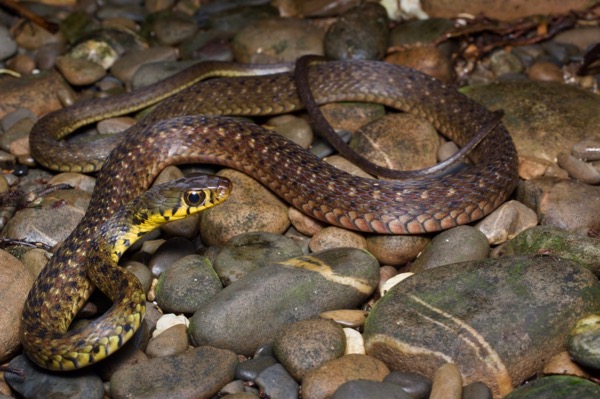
[22, 59, 519, 370]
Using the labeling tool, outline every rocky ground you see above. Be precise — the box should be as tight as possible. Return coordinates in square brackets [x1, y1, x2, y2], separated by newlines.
[1, 0, 600, 398]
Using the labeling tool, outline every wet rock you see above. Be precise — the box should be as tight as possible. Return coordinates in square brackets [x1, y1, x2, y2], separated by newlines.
[542, 351, 590, 378]
[213, 231, 303, 285]
[232, 17, 324, 63]
[364, 256, 600, 398]
[55, 55, 106, 86]
[2, 188, 90, 247]
[557, 152, 600, 184]
[516, 176, 600, 234]
[429, 363, 462, 399]
[235, 356, 278, 381]
[48, 172, 96, 193]
[145, 323, 189, 358]
[491, 225, 600, 276]
[331, 379, 411, 399]
[200, 169, 290, 246]
[503, 375, 600, 398]
[131, 60, 199, 89]
[320, 309, 368, 328]
[147, 237, 196, 277]
[475, 200, 538, 245]
[463, 80, 600, 162]
[111, 46, 178, 87]
[366, 234, 430, 267]
[567, 314, 600, 370]
[302, 354, 390, 399]
[6, 355, 103, 399]
[343, 328, 365, 355]
[527, 60, 563, 82]
[201, 4, 278, 34]
[0, 250, 33, 362]
[350, 113, 439, 173]
[110, 346, 238, 399]
[0, 26, 17, 61]
[410, 226, 489, 272]
[264, 114, 313, 149]
[463, 382, 493, 399]
[255, 363, 299, 399]
[288, 207, 326, 236]
[572, 138, 600, 161]
[489, 50, 524, 77]
[554, 27, 600, 50]
[273, 318, 346, 380]
[324, 2, 389, 61]
[154, 254, 222, 313]
[125, 261, 153, 294]
[0, 70, 75, 119]
[308, 226, 367, 252]
[151, 12, 198, 46]
[189, 248, 379, 356]
[385, 46, 454, 83]
[383, 371, 432, 399]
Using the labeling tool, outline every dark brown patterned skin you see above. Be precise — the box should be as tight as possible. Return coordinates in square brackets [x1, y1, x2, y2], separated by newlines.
[23, 60, 518, 369]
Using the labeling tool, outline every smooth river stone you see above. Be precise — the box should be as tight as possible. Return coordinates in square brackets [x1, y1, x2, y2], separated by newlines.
[364, 256, 600, 398]
[503, 375, 600, 399]
[189, 248, 379, 356]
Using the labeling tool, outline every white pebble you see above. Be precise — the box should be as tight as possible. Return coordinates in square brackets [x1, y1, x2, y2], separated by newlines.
[153, 313, 189, 337]
[343, 328, 365, 355]
[379, 272, 414, 297]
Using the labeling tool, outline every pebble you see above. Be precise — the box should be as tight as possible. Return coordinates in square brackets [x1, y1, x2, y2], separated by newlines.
[200, 169, 290, 246]
[0, 70, 75, 119]
[350, 113, 439, 173]
[342, 328, 365, 355]
[232, 17, 324, 63]
[556, 152, 600, 184]
[0, 26, 17, 61]
[542, 351, 590, 378]
[516, 176, 600, 234]
[527, 60, 563, 82]
[55, 55, 107, 86]
[567, 314, 600, 370]
[154, 254, 222, 313]
[383, 371, 432, 399]
[331, 379, 412, 399]
[110, 346, 238, 399]
[492, 226, 600, 275]
[125, 260, 153, 293]
[0, 250, 33, 362]
[189, 248, 379, 356]
[503, 375, 600, 398]
[48, 172, 96, 193]
[319, 309, 368, 328]
[6, 355, 104, 399]
[264, 114, 313, 149]
[365, 235, 431, 266]
[255, 363, 299, 399]
[410, 226, 489, 272]
[151, 12, 198, 46]
[288, 207, 326, 236]
[463, 80, 600, 162]
[2, 188, 90, 247]
[429, 363, 462, 399]
[213, 231, 303, 285]
[96, 117, 136, 135]
[6, 53, 36, 75]
[145, 323, 189, 358]
[572, 138, 600, 161]
[273, 318, 346, 380]
[309, 226, 367, 252]
[385, 46, 455, 83]
[364, 256, 600, 398]
[462, 381, 493, 399]
[475, 200, 538, 245]
[152, 313, 189, 337]
[110, 46, 179, 87]
[323, 2, 389, 61]
[235, 356, 278, 381]
[301, 354, 390, 399]
[147, 236, 196, 277]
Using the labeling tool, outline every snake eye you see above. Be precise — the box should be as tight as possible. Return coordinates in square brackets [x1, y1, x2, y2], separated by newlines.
[184, 190, 206, 206]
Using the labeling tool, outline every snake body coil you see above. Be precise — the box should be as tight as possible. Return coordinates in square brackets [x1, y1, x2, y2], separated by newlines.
[23, 60, 518, 370]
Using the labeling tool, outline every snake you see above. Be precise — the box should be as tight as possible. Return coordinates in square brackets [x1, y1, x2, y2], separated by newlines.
[22, 59, 519, 370]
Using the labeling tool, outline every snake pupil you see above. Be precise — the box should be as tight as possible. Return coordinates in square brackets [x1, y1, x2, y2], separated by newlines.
[185, 191, 205, 206]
